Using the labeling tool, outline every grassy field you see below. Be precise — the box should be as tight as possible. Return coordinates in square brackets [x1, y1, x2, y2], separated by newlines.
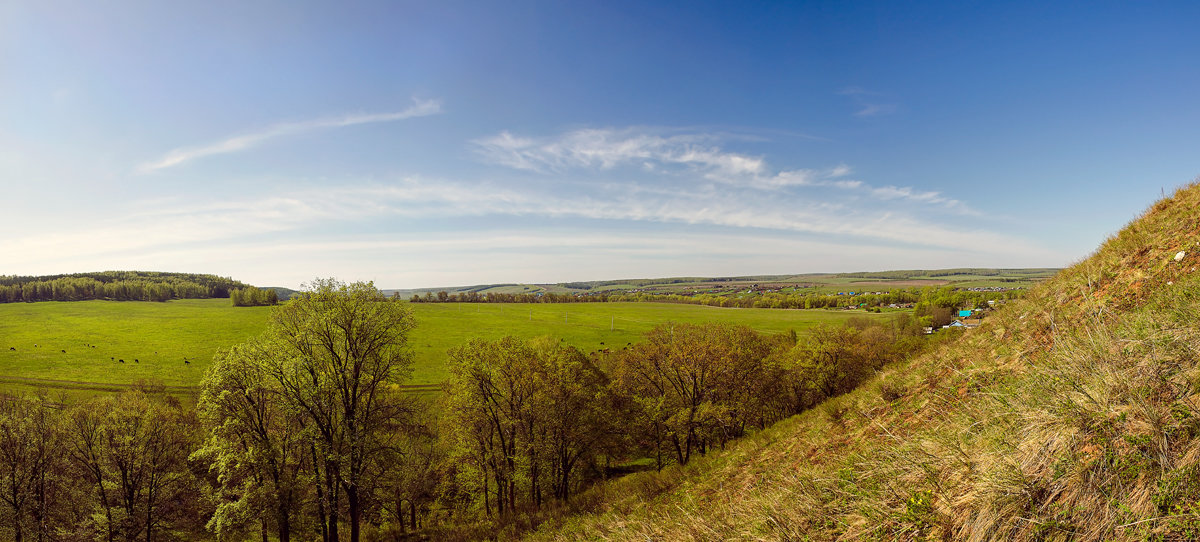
[0, 298, 896, 397]
[404, 302, 896, 385]
[0, 299, 273, 397]
[388, 268, 1059, 298]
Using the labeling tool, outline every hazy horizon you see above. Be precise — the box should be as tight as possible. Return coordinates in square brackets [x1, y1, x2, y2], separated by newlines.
[4, 2, 1196, 289]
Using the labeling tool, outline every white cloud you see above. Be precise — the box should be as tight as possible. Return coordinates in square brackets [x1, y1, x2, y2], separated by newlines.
[828, 164, 852, 177]
[870, 185, 976, 214]
[8, 226, 1054, 289]
[474, 127, 975, 215]
[136, 98, 442, 173]
[473, 128, 767, 181]
[853, 103, 897, 117]
[0, 174, 1025, 272]
[838, 87, 896, 118]
[0, 169, 1056, 289]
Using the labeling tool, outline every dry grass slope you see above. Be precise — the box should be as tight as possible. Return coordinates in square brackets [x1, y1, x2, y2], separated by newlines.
[524, 181, 1200, 541]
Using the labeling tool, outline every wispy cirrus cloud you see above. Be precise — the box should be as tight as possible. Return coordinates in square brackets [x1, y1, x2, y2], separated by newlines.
[473, 127, 972, 214]
[2, 171, 1051, 287]
[136, 98, 442, 173]
[870, 185, 976, 215]
[839, 86, 896, 118]
[473, 128, 766, 178]
[472, 127, 853, 190]
[0, 175, 1019, 265]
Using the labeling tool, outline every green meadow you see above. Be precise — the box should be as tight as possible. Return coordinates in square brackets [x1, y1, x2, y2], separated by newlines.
[0, 298, 897, 396]
[0, 299, 272, 397]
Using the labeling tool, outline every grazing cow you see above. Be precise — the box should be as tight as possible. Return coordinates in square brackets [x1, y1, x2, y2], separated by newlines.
[110, 357, 114, 360]
[134, 359, 139, 363]
[184, 359, 190, 364]
[118, 359, 124, 363]
[8, 347, 13, 351]
[61, 349, 66, 353]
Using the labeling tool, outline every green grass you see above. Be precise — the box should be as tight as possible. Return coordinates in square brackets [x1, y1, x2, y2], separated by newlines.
[517, 185, 1200, 542]
[388, 269, 1057, 299]
[405, 302, 892, 385]
[0, 299, 894, 395]
[0, 299, 273, 395]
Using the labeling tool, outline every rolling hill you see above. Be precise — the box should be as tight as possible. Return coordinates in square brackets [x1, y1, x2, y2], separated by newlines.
[524, 182, 1200, 541]
[384, 268, 1058, 300]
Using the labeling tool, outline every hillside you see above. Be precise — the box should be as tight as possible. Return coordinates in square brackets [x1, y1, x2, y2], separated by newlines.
[386, 268, 1057, 299]
[0, 271, 250, 302]
[524, 183, 1200, 541]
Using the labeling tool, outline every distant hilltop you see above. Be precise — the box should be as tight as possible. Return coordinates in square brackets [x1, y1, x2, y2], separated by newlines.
[0, 271, 296, 303]
[383, 268, 1060, 299]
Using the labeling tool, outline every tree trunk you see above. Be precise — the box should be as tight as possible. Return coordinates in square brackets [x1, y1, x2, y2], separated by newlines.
[146, 475, 158, 542]
[98, 479, 115, 542]
[35, 467, 46, 542]
[277, 503, 292, 542]
[348, 484, 361, 542]
[312, 445, 328, 542]
[492, 470, 506, 515]
[397, 496, 406, 534]
[507, 478, 516, 514]
[672, 435, 685, 465]
[482, 466, 490, 517]
[325, 460, 339, 542]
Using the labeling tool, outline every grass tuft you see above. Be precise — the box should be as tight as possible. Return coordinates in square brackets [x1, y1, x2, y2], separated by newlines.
[523, 181, 1200, 542]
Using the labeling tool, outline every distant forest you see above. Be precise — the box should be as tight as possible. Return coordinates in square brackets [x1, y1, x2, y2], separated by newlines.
[0, 271, 249, 303]
[835, 268, 1060, 280]
[408, 287, 1027, 322]
[0, 280, 949, 541]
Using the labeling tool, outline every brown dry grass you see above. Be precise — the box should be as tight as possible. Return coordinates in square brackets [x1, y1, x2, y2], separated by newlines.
[521, 181, 1200, 542]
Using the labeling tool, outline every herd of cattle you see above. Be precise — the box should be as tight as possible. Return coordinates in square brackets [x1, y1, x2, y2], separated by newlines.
[6, 343, 191, 364]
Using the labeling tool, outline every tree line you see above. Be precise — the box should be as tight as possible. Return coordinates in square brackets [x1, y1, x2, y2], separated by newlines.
[0, 385, 203, 542]
[407, 285, 1024, 318]
[407, 290, 613, 304]
[0, 280, 942, 541]
[229, 286, 279, 306]
[0, 272, 249, 303]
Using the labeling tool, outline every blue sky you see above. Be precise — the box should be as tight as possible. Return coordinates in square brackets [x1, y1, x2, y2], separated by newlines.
[2, 1, 1197, 288]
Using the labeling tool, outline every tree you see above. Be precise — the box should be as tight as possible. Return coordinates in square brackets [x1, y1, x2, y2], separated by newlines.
[0, 394, 63, 542]
[443, 337, 613, 516]
[258, 279, 417, 542]
[443, 337, 535, 517]
[196, 339, 309, 542]
[528, 339, 612, 502]
[66, 390, 197, 542]
[611, 323, 775, 468]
